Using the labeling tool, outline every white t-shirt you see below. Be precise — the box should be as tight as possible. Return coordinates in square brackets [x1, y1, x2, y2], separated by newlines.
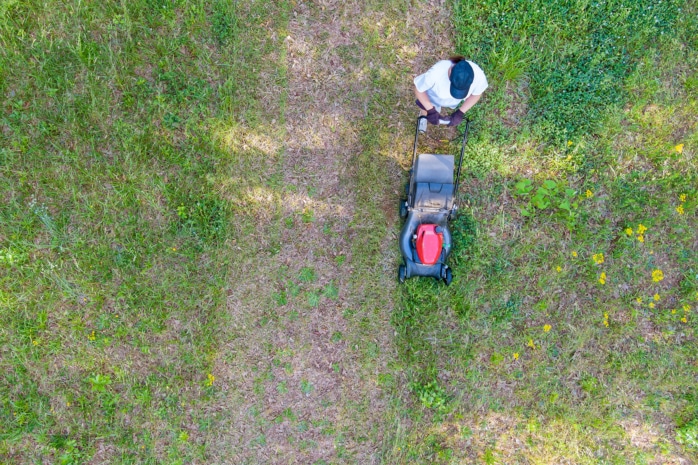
[414, 60, 488, 110]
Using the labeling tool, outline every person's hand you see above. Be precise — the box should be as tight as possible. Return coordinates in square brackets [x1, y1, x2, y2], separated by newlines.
[449, 109, 464, 127]
[426, 107, 440, 125]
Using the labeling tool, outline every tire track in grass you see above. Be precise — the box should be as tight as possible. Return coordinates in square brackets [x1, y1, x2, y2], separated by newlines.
[208, 1, 454, 463]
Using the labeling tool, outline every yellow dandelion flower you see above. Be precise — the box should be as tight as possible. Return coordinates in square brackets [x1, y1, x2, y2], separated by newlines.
[593, 253, 605, 265]
[527, 339, 536, 349]
[676, 205, 685, 215]
[513, 352, 519, 360]
[568, 140, 573, 147]
[649, 302, 655, 309]
[556, 266, 562, 273]
[672, 309, 677, 314]
[572, 251, 578, 258]
[681, 316, 688, 323]
[603, 319, 609, 327]
[637, 224, 647, 234]
[652, 269, 664, 282]
[598, 272, 606, 285]
[636, 297, 643, 304]
[637, 235, 644, 243]
[680, 194, 687, 202]
[654, 293, 660, 301]
[585, 189, 593, 198]
[88, 331, 96, 341]
[206, 373, 215, 386]
[32, 339, 39, 346]
[544, 324, 552, 332]
[675, 143, 684, 153]
[684, 305, 691, 312]
[625, 227, 633, 236]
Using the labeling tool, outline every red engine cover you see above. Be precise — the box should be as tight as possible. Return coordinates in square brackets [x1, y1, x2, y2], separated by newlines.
[416, 224, 443, 265]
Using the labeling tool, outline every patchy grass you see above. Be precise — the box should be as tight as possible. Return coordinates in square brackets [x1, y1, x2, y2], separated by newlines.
[388, 0, 698, 463]
[1, 0, 696, 464]
[1, 0, 288, 462]
[0, 0, 448, 463]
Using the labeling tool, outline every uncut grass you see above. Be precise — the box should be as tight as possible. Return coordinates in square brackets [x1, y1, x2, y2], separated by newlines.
[1, 0, 287, 462]
[2, 0, 696, 464]
[387, 0, 698, 463]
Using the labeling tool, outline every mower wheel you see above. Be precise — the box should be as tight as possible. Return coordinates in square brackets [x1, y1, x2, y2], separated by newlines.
[443, 267, 453, 286]
[398, 265, 407, 283]
[399, 201, 408, 219]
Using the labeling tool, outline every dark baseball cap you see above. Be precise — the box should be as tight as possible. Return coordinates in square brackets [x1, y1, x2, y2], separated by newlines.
[450, 61, 474, 99]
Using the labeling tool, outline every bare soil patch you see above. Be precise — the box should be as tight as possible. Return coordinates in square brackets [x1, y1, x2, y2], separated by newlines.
[206, 1, 456, 463]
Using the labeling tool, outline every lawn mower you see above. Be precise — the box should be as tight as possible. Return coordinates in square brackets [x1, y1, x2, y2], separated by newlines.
[398, 115, 470, 285]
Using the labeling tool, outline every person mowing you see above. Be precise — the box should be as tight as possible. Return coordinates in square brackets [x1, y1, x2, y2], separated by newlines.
[414, 56, 488, 132]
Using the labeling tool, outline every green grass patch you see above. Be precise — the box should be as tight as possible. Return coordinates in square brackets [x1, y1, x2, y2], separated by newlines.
[388, 0, 698, 463]
[0, 0, 288, 462]
[2, 0, 697, 463]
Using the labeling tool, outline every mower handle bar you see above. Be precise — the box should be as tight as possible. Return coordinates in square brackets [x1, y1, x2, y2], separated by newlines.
[411, 116, 471, 208]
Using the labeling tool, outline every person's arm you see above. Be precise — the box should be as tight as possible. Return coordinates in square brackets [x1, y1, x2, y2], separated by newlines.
[459, 93, 482, 113]
[448, 93, 483, 127]
[414, 86, 435, 112]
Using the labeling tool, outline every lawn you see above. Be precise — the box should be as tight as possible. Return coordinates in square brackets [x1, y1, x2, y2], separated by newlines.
[387, 0, 698, 463]
[1, 0, 696, 464]
[1, 0, 292, 462]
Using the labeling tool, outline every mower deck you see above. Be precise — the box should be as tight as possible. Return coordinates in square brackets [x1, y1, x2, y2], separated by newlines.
[398, 117, 469, 285]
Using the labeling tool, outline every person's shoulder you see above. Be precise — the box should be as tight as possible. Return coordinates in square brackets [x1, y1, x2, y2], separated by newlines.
[426, 60, 451, 73]
[466, 60, 486, 76]
[433, 60, 452, 69]
[467, 60, 488, 94]
[420, 60, 451, 81]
